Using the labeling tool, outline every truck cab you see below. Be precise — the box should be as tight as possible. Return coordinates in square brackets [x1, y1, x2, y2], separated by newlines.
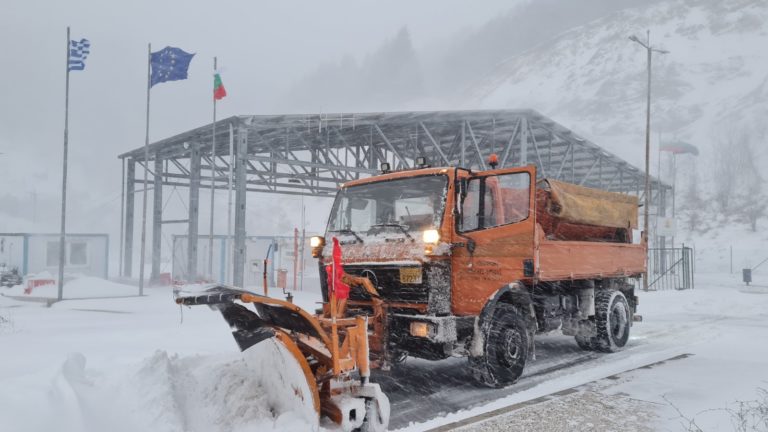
[314, 163, 644, 386]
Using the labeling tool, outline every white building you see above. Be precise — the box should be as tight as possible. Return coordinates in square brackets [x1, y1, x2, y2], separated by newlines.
[0, 233, 109, 278]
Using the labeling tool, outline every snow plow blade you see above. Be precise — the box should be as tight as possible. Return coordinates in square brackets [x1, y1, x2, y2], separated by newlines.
[176, 286, 390, 431]
[175, 286, 326, 352]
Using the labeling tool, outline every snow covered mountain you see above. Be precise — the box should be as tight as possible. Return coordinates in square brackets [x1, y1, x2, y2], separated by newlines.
[463, 0, 768, 172]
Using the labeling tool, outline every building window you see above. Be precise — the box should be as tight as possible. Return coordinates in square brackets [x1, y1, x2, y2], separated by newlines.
[46, 241, 89, 267]
[70, 242, 88, 266]
[47, 241, 61, 267]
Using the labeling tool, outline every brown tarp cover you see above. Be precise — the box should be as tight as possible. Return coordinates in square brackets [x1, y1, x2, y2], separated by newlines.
[545, 179, 638, 229]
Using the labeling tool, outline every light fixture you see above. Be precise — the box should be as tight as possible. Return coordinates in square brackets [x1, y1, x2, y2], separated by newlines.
[422, 229, 440, 244]
[310, 236, 326, 258]
[380, 162, 391, 173]
[410, 321, 429, 338]
[488, 153, 499, 169]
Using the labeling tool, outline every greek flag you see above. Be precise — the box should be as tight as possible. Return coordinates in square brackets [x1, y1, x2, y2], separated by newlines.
[68, 38, 90, 71]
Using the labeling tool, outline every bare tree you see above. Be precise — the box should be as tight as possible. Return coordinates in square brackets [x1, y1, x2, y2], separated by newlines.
[680, 161, 704, 232]
[711, 133, 741, 212]
[710, 127, 767, 230]
[734, 148, 766, 232]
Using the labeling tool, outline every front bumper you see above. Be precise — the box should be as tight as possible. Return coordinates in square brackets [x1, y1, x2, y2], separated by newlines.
[391, 313, 458, 343]
[386, 313, 475, 360]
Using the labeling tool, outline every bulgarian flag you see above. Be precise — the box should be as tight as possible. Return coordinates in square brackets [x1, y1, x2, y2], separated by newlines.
[213, 72, 227, 100]
[660, 141, 698, 156]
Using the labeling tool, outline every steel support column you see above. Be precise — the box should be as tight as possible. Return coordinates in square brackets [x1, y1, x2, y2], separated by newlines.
[519, 117, 529, 165]
[119, 157, 125, 277]
[151, 155, 163, 282]
[123, 159, 135, 277]
[187, 142, 201, 281]
[233, 127, 248, 287]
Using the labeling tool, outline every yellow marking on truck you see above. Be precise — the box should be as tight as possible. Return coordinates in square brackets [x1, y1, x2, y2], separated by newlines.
[400, 267, 422, 284]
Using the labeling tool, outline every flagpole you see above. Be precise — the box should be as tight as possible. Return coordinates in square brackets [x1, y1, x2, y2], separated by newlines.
[227, 122, 234, 284]
[208, 57, 217, 282]
[57, 26, 71, 302]
[138, 43, 151, 295]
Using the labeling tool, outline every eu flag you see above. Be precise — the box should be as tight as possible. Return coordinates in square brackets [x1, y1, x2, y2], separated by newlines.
[150, 47, 194, 87]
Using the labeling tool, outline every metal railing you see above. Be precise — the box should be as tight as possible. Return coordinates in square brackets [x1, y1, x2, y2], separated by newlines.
[646, 246, 695, 291]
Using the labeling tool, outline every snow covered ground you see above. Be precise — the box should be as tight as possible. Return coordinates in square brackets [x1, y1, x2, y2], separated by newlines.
[1, 272, 767, 431]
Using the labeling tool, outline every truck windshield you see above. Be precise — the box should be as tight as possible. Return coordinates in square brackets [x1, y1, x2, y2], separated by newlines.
[327, 175, 448, 238]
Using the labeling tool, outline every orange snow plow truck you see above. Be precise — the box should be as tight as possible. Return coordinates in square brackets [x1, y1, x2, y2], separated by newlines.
[176, 161, 644, 431]
[312, 162, 645, 387]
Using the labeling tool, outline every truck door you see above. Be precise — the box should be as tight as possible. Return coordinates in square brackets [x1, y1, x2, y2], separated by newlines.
[451, 165, 536, 316]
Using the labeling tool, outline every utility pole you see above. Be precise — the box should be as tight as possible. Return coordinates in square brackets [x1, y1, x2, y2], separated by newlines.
[630, 30, 669, 291]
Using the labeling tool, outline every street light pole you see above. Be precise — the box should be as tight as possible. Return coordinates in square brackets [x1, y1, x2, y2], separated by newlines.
[629, 30, 669, 291]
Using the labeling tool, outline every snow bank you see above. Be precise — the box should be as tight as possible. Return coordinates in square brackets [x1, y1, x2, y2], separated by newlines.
[0, 282, 330, 432]
[3, 276, 139, 299]
[0, 348, 319, 432]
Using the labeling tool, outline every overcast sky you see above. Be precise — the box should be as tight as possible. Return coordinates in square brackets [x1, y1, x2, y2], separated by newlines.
[0, 0, 524, 234]
[0, 0, 520, 156]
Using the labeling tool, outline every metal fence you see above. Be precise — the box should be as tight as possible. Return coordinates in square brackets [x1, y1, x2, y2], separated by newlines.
[646, 246, 695, 291]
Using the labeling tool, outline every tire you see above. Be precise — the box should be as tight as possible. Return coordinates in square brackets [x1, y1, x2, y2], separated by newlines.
[593, 290, 631, 353]
[574, 335, 594, 351]
[469, 304, 529, 388]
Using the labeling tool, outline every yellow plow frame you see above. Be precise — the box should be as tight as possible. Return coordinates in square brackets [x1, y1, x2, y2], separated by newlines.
[176, 286, 389, 431]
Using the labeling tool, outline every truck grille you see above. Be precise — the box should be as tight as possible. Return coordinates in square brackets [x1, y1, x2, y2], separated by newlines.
[344, 265, 427, 303]
[320, 264, 434, 303]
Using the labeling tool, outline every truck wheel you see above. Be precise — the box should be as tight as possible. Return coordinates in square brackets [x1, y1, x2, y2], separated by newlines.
[594, 290, 630, 352]
[470, 304, 529, 388]
[574, 336, 594, 351]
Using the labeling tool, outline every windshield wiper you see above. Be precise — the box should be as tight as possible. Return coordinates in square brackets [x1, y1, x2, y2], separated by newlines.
[370, 223, 415, 242]
[329, 228, 364, 243]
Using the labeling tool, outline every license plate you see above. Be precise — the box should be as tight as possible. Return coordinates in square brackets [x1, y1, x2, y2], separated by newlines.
[399, 267, 422, 284]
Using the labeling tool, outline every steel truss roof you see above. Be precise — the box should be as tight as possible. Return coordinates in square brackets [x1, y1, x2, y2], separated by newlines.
[118, 109, 670, 198]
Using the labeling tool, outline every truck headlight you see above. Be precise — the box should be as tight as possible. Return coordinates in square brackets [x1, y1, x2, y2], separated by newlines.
[422, 229, 440, 244]
[310, 236, 325, 258]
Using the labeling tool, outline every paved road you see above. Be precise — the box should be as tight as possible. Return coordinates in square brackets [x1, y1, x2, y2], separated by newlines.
[374, 334, 601, 429]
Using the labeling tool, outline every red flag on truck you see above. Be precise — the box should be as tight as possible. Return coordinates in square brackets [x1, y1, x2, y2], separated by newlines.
[326, 237, 350, 300]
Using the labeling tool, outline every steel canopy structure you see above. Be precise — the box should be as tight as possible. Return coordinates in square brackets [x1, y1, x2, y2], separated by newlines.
[117, 109, 670, 286]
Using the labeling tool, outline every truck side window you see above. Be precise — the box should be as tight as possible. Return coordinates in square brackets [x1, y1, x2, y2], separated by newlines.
[459, 172, 530, 232]
[495, 172, 530, 225]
